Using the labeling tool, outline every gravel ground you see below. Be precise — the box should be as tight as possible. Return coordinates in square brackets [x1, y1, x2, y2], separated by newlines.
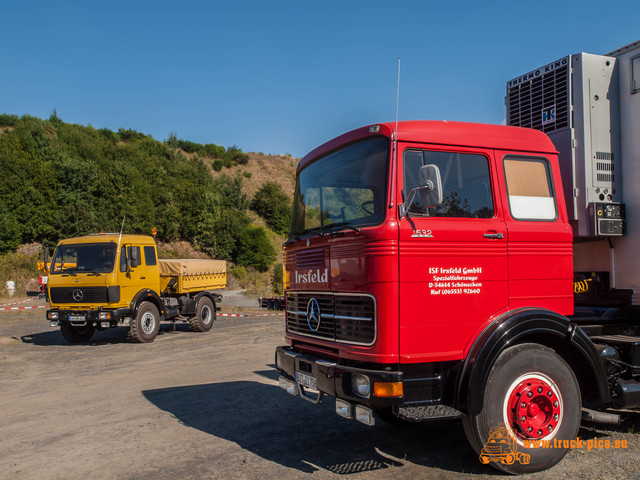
[0, 299, 638, 480]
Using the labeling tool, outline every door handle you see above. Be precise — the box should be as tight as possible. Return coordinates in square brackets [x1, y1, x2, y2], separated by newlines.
[483, 232, 504, 239]
[140, 276, 146, 279]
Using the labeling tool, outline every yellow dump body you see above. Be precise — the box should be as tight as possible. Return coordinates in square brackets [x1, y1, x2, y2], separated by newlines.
[159, 259, 226, 294]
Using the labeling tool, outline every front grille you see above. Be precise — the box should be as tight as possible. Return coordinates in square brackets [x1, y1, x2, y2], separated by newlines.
[286, 292, 376, 345]
[50, 287, 109, 304]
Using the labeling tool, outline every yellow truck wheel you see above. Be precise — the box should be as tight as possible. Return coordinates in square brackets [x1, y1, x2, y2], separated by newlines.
[189, 297, 215, 332]
[129, 301, 160, 343]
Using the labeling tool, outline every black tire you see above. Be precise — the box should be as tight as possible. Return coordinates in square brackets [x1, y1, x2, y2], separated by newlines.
[129, 301, 160, 343]
[462, 343, 581, 474]
[60, 323, 95, 343]
[189, 296, 215, 332]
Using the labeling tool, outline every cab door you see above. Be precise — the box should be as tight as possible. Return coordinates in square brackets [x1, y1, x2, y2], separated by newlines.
[397, 146, 509, 362]
[118, 244, 150, 304]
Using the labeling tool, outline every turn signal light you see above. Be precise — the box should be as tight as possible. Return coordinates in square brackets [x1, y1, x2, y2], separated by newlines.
[373, 381, 403, 397]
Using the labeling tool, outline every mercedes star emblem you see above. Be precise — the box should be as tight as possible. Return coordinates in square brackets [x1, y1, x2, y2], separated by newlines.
[306, 297, 321, 332]
[72, 289, 84, 302]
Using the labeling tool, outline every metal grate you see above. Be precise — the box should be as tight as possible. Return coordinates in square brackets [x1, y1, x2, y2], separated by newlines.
[286, 292, 376, 345]
[507, 65, 569, 133]
[291, 248, 325, 269]
[50, 287, 109, 304]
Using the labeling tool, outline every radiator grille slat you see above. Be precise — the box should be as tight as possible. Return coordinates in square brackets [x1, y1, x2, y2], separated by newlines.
[286, 292, 376, 345]
[50, 287, 109, 304]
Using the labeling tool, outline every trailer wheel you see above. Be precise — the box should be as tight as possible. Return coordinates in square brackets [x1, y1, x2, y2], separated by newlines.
[129, 301, 160, 343]
[60, 323, 95, 343]
[462, 343, 581, 474]
[189, 297, 215, 332]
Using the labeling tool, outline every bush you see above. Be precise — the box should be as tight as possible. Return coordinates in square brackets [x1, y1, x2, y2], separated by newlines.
[213, 159, 223, 171]
[235, 225, 276, 272]
[250, 182, 292, 235]
[243, 171, 252, 178]
[225, 145, 249, 165]
[272, 262, 284, 295]
[0, 114, 18, 127]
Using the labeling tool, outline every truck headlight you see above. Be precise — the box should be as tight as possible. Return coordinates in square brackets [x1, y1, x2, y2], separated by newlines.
[98, 311, 111, 320]
[351, 374, 371, 398]
[48, 311, 59, 320]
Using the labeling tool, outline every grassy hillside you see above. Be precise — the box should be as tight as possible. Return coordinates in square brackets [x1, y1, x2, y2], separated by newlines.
[0, 113, 298, 297]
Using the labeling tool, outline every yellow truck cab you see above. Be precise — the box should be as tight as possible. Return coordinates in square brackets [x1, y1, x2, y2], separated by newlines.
[46, 233, 226, 343]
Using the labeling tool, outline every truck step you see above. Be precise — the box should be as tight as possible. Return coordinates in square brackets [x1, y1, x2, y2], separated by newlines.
[398, 404, 461, 421]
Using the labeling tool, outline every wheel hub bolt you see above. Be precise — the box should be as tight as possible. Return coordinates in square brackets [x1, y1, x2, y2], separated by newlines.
[547, 425, 553, 432]
[537, 429, 543, 437]
[521, 416, 527, 423]
[527, 391, 533, 398]
[553, 401, 559, 408]
[537, 386, 543, 394]
[554, 413, 559, 421]
[521, 402, 527, 409]
[547, 391, 553, 397]
[527, 426, 533, 433]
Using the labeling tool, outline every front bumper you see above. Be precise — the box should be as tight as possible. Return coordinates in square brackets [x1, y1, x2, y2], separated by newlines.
[275, 345, 404, 408]
[47, 307, 131, 326]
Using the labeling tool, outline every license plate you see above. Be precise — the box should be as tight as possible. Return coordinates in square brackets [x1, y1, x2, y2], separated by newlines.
[295, 371, 317, 390]
[69, 315, 86, 322]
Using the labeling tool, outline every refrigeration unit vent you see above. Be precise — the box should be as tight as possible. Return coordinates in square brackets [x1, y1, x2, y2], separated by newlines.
[507, 64, 570, 133]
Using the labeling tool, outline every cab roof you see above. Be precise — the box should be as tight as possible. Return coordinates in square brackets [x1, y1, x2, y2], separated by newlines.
[57, 233, 156, 245]
[299, 120, 557, 171]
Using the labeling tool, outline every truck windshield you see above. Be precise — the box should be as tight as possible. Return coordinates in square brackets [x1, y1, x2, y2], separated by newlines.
[50, 243, 117, 275]
[291, 136, 389, 236]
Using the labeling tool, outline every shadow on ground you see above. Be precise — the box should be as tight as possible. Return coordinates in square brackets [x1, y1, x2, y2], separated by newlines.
[143, 375, 488, 476]
[19, 323, 199, 346]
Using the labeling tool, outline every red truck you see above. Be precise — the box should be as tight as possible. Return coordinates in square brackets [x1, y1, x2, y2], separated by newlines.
[275, 116, 638, 476]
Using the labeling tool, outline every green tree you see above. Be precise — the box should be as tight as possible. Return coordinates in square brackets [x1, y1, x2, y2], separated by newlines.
[250, 181, 292, 235]
[236, 225, 276, 272]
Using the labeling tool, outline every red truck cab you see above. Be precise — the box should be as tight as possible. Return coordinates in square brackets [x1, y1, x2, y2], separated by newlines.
[276, 121, 613, 474]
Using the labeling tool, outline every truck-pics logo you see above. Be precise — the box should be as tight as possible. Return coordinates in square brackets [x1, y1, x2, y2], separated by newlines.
[295, 268, 328, 284]
[480, 424, 530, 466]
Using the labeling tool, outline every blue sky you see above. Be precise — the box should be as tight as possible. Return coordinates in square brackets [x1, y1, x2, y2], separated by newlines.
[1, 1, 637, 158]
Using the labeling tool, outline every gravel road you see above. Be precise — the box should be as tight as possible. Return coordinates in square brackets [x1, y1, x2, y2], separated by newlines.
[0, 301, 638, 479]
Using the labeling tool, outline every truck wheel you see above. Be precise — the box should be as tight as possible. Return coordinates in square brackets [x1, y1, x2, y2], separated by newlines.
[189, 297, 215, 332]
[129, 301, 160, 343]
[60, 323, 95, 343]
[462, 343, 581, 474]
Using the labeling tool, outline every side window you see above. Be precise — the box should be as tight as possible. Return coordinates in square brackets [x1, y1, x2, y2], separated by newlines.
[119, 245, 142, 272]
[144, 246, 157, 266]
[403, 150, 494, 218]
[504, 157, 557, 220]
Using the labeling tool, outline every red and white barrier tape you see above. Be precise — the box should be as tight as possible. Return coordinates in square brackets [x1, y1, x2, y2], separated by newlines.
[0, 305, 48, 311]
[0, 305, 283, 316]
[0, 297, 39, 307]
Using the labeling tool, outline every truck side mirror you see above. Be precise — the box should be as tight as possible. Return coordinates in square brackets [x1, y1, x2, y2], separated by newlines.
[417, 164, 443, 208]
[399, 164, 443, 218]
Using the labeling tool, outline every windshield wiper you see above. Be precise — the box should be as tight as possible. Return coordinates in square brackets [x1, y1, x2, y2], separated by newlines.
[321, 222, 361, 233]
[288, 223, 361, 243]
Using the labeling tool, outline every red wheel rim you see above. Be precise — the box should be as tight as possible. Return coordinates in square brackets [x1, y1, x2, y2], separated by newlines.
[505, 374, 562, 440]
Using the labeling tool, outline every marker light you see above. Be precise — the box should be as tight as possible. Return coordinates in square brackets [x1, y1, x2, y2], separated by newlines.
[373, 381, 404, 397]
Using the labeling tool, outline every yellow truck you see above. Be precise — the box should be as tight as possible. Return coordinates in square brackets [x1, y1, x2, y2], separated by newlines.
[46, 233, 226, 343]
